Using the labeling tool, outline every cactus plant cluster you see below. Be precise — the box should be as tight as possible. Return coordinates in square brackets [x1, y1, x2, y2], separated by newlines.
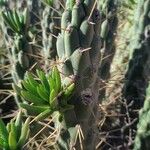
[3, 0, 102, 149]
[0, 0, 110, 149]
[0, 0, 150, 149]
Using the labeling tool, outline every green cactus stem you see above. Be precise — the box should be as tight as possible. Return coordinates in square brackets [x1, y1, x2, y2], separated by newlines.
[121, 0, 150, 148]
[1, 8, 33, 83]
[123, 0, 150, 119]
[0, 3, 37, 107]
[54, 0, 101, 149]
[41, 0, 61, 67]
[97, 0, 118, 100]
[134, 82, 150, 150]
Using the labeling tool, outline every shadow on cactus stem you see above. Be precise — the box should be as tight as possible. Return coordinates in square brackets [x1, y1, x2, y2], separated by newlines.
[98, 0, 118, 101]
[121, 0, 150, 149]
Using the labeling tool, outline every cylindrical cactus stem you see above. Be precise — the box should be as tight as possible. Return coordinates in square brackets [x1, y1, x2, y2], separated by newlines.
[134, 82, 150, 150]
[1, 9, 33, 83]
[97, 0, 118, 100]
[41, 0, 61, 67]
[121, 0, 150, 147]
[123, 0, 150, 116]
[26, 0, 43, 58]
[98, 0, 118, 78]
[55, 0, 101, 149]
[0, 3, 36, 106]
[26, 0, 42, 24]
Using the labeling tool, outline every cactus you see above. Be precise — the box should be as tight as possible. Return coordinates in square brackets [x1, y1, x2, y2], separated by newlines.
[109, 0, 137, 80]
[121, 0, 150, 147]
[132, 0, 150, 150]
[0, 2, 39, 108]
[26, 0, 42, 24]
[0, 5, 34, 83]
[97, 0, 118, 101]
[14, 0, 101, 149]
[54, 0, 101, 149]
[134, 82, 150, 150]
[123, 0, 150, 120]
[98, 0, 118, 80]
[41, 0, 61, 66]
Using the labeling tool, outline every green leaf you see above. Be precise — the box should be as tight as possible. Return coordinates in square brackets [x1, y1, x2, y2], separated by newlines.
[49, 89, 57, 109]
[13, 9, 21, 32]
[21, 90, 47, 105]
[0, 0, 6, 7]
[0, 138, 9, 149]
[17, 118, 30, 148]
[53, 67, 61, 93]
[63, 83, 75, 100]
[15, 111, 22, 141]
[22, 80, 37, 95]
[35, 109, 52, 121]
[36, 70, 50, 92]
[43, 0, 53, 6]
[8, 131, 17, 150]
[10, 120, 17, 142]
[0, 138, 4, 148]
[48, 76, 56, 94]
[7, 10, 19, 33]
[129, 0, 136, 4]
[20, 103, 50, 115]
[37, 85, 49, 102]
[19, 14, 24, 27]
[26, 72, 39, 87]
[0, 118, 8, 144]
[52, 67, 56, 80]
[6, 122, 11, 133]
[1, 11, 17, 33]
[60, 83, 75, 106]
